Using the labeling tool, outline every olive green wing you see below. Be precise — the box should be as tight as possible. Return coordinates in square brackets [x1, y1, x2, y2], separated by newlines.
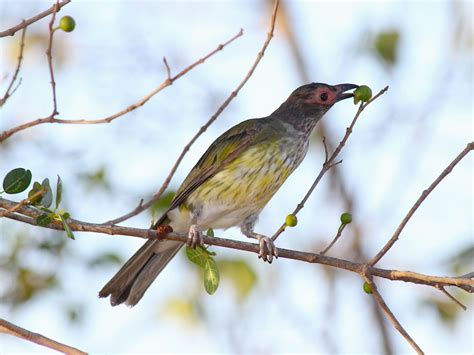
[153, 118, 272, 227]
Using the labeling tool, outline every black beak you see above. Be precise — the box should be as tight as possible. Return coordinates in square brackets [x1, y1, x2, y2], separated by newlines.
[334, 83, 359, 101]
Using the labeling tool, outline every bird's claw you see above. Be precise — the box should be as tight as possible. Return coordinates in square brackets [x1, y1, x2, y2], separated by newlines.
[257, 235, 278, 263]
[187, 224, 203, 248]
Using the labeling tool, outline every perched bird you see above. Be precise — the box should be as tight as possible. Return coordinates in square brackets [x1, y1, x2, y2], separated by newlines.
[99, 82, 358, 306]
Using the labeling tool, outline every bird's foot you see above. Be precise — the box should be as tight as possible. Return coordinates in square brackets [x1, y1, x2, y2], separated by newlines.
[256, 234, 278, 263]
[187, 224, 203, 249]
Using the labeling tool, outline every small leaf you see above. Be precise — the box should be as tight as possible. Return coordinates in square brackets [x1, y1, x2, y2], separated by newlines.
[40, 178, 53, 208]
[55, 175, 62, 210]
[374, 30, 400, 66]
[217, 258, 257, 300]
[28, 181, 44, 204]
[62, 212, 71, 219]
[186, 245, 209, 268]
[36, 214, 52, 226]
[203, 257, 219, 295]
[206, 228, 214, 237]
[3, 168, 32, 194]
[59, 214, 75, 240]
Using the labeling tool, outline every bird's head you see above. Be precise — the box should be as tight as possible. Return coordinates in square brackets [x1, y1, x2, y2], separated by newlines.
[273, 82, 359, 135]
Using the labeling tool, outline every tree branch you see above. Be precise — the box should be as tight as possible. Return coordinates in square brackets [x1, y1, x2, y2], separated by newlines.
[106, 0, 281, 225]
[1, 197, 472, 293]
[0, 27, 26, 107]
[0, 29, 244, 143]
[0, 0, 71, 38]
[0, 318, 86, 355]
[370, 142, 474, 266]
[362, 279, 424, 354]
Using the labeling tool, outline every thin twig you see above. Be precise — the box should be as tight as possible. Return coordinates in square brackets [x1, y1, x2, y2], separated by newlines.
[0, 29, 244, 143]
[0, 0, 71, 38]
[272, 86, 389, 242]
[106, 0, 281, 225]
[1, 196, 472, 293]
[369, 142, 474, 266]
[0, 189, 45, 218]
[46, 1, 60, 116]
[0, 318, 86, 355]
[438, 286, 467, 311]
[320, 224, 345, 255]
[363, 280, 424, 354]
[0, 26, 27, 106]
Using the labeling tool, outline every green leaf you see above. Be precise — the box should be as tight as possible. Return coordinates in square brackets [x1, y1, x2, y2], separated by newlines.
[2, 168, 32, 194]
[186, 245, 209, 268]
[55, 175, 62, 210]
[203, 257, 219, 295]
[36, 214, 52, 226]
[28, 181, 43, 204]
[40, 178, 53, 208]
[217, 258, 257, 300]
[206, 228, 214, 237]
[374, 30, 400, 66]
[62, 212, 71, 219]
[59, 214, 75, 240]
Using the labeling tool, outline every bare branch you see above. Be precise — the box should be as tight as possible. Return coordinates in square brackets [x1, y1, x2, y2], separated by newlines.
[1, 197, 472, 293]
[272, 86, 389, 242]
[0, 27, 27, 107]
[370, 142, 474, 266]
[0, 318, 86, 355]
[107, 0, 281, 224]
[438, 286, 467, 311]
[0, 29, 244, 143]
[46, 1, 60, 116]
[0, 0, 71, 38]
[320, 223, 346, 255]
[363, 280, 424, 354]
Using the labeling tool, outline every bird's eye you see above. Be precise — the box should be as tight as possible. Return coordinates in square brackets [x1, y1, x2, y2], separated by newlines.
[320, 92, 328, 101]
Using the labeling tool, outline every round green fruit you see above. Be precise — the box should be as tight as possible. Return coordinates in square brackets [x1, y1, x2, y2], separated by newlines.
[353, 85, 372, 104]
[59, 16, 76, 32]
[363, 282, 373, 294]
[285, 214, 298, 227]
[340, 212, 352, 225]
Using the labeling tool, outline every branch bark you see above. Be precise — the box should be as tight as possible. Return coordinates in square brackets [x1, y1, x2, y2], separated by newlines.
[1, 197, 472, 293]
[0, 318, 86, 355]
[0, 29, 243, 143]
[370, 142, 474, 266]
[0, 0, 71, 38]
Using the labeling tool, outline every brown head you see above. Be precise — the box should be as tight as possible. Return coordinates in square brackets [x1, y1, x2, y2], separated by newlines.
[272, 82, 359, 135]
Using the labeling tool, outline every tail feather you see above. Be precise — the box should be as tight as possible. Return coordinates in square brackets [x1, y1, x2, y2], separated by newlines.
[99, 239, 183, 306]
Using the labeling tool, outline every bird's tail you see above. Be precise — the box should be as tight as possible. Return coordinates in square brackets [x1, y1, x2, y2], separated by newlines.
[99, 238, 183, 307]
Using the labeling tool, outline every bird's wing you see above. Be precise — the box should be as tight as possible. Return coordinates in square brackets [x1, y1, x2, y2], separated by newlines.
[153, 118, 273, 227]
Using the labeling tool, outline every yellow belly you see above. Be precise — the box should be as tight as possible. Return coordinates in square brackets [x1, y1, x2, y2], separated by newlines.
[167, 141, 304, 232]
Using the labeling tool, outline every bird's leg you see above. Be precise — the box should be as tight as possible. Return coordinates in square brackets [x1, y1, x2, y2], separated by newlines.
[187, 224, 203, 249]
[241, 218, 278, 263]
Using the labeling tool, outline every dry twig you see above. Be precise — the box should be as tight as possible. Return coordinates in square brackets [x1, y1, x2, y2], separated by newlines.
[0, 0, 71, 38]
[0, 29, 243, 143]
[107, 0, 281, 224]
[370, 142, 474, 266]
[0, 27, 27, 106]
[0, 318, 86, 355]
[362, 278, 424, 354]
[47, 1, 60, 116]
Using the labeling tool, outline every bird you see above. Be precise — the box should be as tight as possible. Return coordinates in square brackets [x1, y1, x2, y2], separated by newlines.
[99, 82, 359, 307]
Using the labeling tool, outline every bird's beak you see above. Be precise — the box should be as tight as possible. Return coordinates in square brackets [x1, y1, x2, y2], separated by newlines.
[334, 83, 359, 102]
